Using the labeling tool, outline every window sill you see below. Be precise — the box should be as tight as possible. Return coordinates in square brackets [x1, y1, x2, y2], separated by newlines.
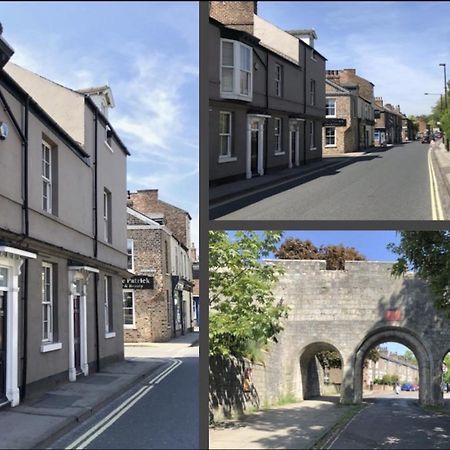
[104, 141, 114, 153]
[325, 145, 337, 148]
[274, 152, 285, 156]
[220, 91, 252, 102]
[325, 115, 337, 119]
[105, 332, 116, 339]
[218, 156, 237, 163]
[310, 147, 317, 151]
[124, 325, 136, 330]
[41, 342, 62, 353]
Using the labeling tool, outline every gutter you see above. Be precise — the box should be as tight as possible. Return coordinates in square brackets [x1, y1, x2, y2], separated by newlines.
[93, 109, 100, 373]
[303, 46, 307, 164]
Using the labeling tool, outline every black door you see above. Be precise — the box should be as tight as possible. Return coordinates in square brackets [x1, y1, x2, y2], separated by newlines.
[73, 295, 81, 375]
[0, 291, 6, 398]
[291, 131, 297, 166]
[251, 123, 258, 176]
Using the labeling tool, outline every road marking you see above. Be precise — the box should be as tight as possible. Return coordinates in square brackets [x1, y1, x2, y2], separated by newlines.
[65, 359, 182, 450]
[428, 148, 444, 220]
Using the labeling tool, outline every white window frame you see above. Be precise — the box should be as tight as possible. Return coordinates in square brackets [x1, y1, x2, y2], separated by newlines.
[105, 124, 113, 152]
[275, 64, 283, 97]
[42, 140, 52, 213]
[127, 239, 134, 272]
[42, 262, 53, 343]
[104, 275, 114, 334]
[104, 189, 111, 243]
[274, 117, 284, 155]
[310, 79, 316, 106]
[220, 38, 253, 102]
[310, 121, 316, 150]
[123, 289, 135, 329]
[219, 111, 235, 162]
[326, 98, 336, 117]
[325, 126, 336, 147]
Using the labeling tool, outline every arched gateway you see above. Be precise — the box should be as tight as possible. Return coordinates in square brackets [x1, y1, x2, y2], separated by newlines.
[253, 260, 450, 407]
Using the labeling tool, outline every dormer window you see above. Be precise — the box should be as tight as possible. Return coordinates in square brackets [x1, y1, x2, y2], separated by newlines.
[220, 39, 252, 101]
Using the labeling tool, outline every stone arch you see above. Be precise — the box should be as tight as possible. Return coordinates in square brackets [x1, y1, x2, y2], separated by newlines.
[353, 326, 433, 405]
[299, 341, 343, 400]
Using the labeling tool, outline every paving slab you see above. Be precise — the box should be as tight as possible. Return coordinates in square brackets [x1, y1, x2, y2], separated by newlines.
[209, 399, 357, 450]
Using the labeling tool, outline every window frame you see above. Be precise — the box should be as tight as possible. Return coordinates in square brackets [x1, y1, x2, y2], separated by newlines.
[309, 121, 316, 150]
[219, 111, 234, 162]
[326, 98, 336, 117]
[275, 63, 283, 97]
[325, 126, 336, 147]
[122, 289, 135, 329]
[42, 140, 52, 213]
[42, 262, 53, 343]
[274, 117, 284, 155]
[105, 124, 113, 152]
[220, 38, 253, 101]
[104, 275, 114, 334]
[127, 239, 134, 272]
[310, 79, 316, 106]
[103, 189, 112, 244]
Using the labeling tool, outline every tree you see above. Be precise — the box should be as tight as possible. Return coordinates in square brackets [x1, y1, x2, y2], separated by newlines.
[275, 238, 366, 270]
[443, 353, 450, 384]
[403, 349, 417, 365]
[316, 347, 380, 369]
[388, 231, 450, 312]
[209, 231, 288, 362]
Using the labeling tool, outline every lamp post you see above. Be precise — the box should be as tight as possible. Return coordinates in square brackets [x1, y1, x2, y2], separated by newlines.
[438, 63, 449, 150]
[424, 92, 443, 111]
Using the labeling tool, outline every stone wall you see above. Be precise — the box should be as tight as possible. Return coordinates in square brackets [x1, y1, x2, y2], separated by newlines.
[209, 1, 256, 34]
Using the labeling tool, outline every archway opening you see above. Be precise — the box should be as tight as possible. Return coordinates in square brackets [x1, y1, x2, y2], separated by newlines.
[299, 342, 343, 401]
[441, 351, 450, 405]
[362, 341, 419, 402]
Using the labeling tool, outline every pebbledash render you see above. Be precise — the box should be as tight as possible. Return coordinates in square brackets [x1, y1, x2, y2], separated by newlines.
[208, 1, 326, 186]
[124, 190, 195, 342]
[0, 31, 129, 406]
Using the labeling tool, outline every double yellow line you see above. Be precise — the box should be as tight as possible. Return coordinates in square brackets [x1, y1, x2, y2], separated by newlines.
[428, 147, 444, 220]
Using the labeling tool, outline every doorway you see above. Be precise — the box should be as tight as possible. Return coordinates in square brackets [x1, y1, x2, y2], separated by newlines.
[0, 291, 6, 402]
[73, 286, 82, 376]
[289, 120, 301, 168]
[246, 116, 267, 179]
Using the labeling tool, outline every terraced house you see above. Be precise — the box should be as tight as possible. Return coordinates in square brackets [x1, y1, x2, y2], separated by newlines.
[208, 0, 326, 186]
[0, 30, 129, 406]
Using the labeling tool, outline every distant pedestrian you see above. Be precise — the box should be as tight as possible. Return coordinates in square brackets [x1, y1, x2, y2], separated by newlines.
[395, 382, 400, 395]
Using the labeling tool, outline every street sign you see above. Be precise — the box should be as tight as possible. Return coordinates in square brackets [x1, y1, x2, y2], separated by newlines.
[122, 276, 154, 289]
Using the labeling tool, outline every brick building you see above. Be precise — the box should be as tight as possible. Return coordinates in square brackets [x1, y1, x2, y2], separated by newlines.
[124, 191, 194, 342]
[374, 98, 404, 146]
[323, 69, 375, 153]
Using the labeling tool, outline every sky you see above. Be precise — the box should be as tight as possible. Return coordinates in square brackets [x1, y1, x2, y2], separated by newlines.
[1, 2, 199, 248]
[259, 1, 450, 116]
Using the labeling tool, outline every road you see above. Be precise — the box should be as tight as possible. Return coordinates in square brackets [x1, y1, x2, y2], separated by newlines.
[217, 142, 438, 220]
[329, 392, 450, 449]
[48, 345, 198, 449]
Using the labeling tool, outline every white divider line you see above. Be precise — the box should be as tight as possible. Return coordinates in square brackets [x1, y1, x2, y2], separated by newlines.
[66, 359, 182, 450]
[428, 148, 444, 220]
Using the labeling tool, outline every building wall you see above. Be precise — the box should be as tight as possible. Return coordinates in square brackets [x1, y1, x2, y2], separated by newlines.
[209, 1, 256, 34]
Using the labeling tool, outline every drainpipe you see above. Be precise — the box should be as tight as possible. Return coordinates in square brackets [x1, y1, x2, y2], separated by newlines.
[93, 109, 100, 373]
[20, 95, 30, 401]
[303, 46, 307, 164]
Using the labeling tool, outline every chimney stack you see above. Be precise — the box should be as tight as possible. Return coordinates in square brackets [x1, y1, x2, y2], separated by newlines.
[209, 1, 257, 34]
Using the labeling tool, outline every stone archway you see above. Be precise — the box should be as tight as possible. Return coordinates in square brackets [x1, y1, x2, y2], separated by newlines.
[299, 342, 343, 401]
[351, 327, 433, 405]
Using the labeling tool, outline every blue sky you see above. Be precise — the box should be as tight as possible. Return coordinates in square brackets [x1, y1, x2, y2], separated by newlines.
[1, 1, 199, 247]
[259, 1, 450, 116]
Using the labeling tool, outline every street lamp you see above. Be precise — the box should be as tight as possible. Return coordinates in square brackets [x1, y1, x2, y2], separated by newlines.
[439, 63, 448, 109]
[424, 92, 443, 111]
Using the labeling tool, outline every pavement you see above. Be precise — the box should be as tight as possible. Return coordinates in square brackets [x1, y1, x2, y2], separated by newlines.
[0, 331, 198, 449]
[430, 139, 450, 219]
[209, 397, 361, 450]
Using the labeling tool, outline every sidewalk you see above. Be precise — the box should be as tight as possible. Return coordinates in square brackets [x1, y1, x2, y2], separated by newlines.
[431, 140, 450, 219]
[0, 331, 198, 449]
[209, 398, 362, 450]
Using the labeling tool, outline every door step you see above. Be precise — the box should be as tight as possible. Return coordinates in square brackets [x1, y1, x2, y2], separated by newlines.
[0, 398, 10, 408]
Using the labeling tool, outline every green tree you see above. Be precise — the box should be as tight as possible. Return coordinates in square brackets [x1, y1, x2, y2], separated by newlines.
[209, 231, 288, 362]
[403, 349, 417, 365]
[443, 353, 450, 384]
[275, 238, 366, 270]
[388, 231, 450, 312]
[316, 347, 379, 369]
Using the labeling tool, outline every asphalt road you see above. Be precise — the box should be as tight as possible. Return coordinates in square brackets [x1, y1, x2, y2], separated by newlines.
[329, 392, 450, 449]
[48, 345, 199, 449]
[217, 142, 433, 220]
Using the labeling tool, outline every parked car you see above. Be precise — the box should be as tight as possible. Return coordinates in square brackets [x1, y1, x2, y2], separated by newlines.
[412, 384, 419, 391]
[421, 136, 430, 144]
[401, 383, 415, 391]
[435, 132, 442, 139]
